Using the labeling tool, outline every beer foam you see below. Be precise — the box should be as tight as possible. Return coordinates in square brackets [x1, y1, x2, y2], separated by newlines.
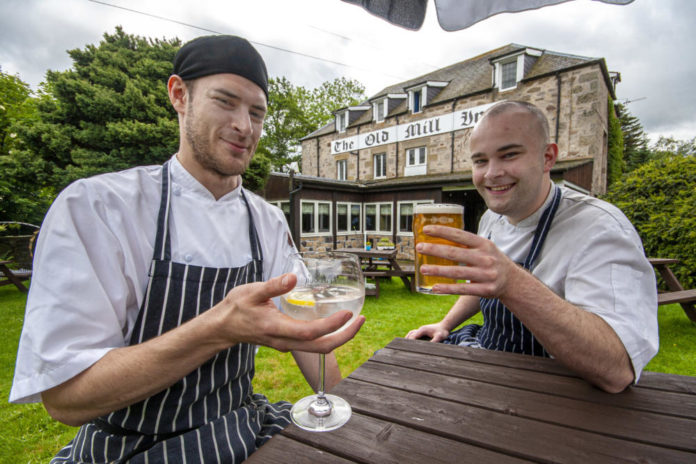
[414, 203, 464, 215]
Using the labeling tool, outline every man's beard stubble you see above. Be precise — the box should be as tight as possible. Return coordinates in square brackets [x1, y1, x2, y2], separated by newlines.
[183, 103, 251, 178]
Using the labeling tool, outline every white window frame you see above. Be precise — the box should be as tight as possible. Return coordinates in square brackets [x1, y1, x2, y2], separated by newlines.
[404, 146, 427, 176]
[409, 87, 425, 114]
[300, 200, 332, 237]
[373, 153, 386, 179]
[373, 98, 387, 122]
[335, 111, 348, 133]
[492, 49, 540, 92]
[364, 202, 393, 234]
[336, 159, 347, 181]
[397, 200, 434, 235]
[336, 202, 362, 235]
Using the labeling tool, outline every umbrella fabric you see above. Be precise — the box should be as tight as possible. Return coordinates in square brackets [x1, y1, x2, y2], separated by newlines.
[342, 0, 634, 31]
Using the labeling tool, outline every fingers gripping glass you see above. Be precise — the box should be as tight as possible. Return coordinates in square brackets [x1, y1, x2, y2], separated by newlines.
[281, 251, 364, 431]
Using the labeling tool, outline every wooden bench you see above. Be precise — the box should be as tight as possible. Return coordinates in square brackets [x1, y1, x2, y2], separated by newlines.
[0, 260, 31, 292]
[649, 258, 696, 322]
[363, 270, 389, 298]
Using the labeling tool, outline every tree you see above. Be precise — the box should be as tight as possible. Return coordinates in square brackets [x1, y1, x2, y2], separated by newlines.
[303, 77, 366, 131]
[604, 151, 696, 289]
[258, 76, 366, 172]
[0, 69, 50, 223]
[615, 102, 651, 172]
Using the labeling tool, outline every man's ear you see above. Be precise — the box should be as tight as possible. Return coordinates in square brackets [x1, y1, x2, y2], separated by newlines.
[543, 143, 559, 172]
[168, 75, 188, 115]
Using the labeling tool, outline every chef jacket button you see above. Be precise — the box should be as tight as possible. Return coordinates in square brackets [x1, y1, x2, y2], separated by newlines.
[173, 188, 181, 196]
[184, 254, 193, 262]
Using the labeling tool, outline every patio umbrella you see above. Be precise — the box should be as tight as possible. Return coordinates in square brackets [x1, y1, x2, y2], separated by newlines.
[341, 0, 634, 31]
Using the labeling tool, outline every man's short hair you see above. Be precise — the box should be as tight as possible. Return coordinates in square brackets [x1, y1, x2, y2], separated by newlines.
[483, 101, 550, 145]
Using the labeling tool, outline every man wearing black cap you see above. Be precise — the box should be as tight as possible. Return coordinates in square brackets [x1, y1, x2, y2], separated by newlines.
[11, 35, 365, 462]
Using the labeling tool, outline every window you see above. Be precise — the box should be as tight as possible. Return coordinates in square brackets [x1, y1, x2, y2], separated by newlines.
[373, 153, 386, 179]
[365, 202, 392, 233]
[269, 201, 291, 225]
[336, 111, 348, 132]
[336, 159, 347, 180]
[501, 60, 517, 90]
[398, 200, 433, 234]
[301, 201, 331, 235]
[406, 147, 426, 167]
[373, 99, 387, 122]
[410, 88, 423, 113]
[405, 146, 427, 176]
[336, 203, 362, 233]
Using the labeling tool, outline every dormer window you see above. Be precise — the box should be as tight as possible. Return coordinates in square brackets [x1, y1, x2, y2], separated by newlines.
[373, 99, 387, 122]
[406, 81, 447, 114]
[492, 48, 542, 92]
[412, 89, 423, 113]
[336, 111, 348, 133]
[334, 105, 370, 133]
[500, 60, 517, 90]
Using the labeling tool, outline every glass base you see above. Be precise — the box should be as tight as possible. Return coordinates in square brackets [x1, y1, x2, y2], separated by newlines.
[290, 393, 352, 432]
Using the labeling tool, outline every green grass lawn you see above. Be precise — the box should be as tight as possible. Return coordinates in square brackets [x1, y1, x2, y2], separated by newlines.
[1, 279, 694, 462]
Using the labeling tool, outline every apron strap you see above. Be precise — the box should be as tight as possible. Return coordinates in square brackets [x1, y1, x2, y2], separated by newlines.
[240, 189, 263, 264]
[522, 184, 561, 270]
[153, 160, 172, 261]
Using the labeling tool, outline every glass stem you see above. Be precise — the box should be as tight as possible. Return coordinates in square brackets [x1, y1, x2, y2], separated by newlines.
[317, 352, 326, 397]
[309, 353, 332, 418]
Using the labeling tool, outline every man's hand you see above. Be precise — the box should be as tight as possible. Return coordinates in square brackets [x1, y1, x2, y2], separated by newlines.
[405, 323, 450, 343]
[416, 225, 519, 298]
[208, 273, 365, 354]
[42, 273, 365, 426]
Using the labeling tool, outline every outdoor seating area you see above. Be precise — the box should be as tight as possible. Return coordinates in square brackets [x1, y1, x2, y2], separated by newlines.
[0, 260, 32, 292]
[335, 248, 415, 298]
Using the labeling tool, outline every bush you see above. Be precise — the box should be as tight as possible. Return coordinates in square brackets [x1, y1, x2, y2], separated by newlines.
[604, 154, 696, 288]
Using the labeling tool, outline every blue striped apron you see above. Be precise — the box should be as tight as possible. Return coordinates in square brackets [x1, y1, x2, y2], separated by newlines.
[51, 161, 291, 463]
[444, 185, 562, 356]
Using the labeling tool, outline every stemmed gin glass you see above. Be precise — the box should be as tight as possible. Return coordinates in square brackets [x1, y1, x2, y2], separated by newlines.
[281, 251, 364, 431]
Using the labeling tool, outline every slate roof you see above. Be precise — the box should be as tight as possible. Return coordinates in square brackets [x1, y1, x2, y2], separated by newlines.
[302, 44, 611, 140]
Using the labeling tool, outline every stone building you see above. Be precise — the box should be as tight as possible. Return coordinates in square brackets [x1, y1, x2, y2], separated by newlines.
[264, 44, 620, 260]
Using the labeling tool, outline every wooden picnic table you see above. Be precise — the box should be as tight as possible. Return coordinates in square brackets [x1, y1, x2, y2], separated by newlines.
[335, 248, 415, 293]
[247, 337, 696, 463]
[649, 257, 696, 322]
[0, 259, 31, 292]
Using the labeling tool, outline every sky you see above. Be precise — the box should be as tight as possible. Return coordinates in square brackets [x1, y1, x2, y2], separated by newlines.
[1, 0, 694, 143]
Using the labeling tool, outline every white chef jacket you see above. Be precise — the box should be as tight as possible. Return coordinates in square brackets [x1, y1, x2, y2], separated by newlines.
[478, 185, 659, 381]
[10, 155, 297, 403]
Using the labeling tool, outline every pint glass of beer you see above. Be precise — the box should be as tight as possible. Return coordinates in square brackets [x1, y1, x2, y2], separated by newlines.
[413, 203, 464, 293]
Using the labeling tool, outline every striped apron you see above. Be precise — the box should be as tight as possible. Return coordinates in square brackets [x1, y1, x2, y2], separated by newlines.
[51, 161, 291, 463]
[444, 185, 562, 357]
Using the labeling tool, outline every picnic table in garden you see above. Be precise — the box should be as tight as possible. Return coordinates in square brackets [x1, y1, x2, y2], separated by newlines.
[335, 248, 415, 297]
[247, 337, 696, 463]
[649, 258, 696, 322]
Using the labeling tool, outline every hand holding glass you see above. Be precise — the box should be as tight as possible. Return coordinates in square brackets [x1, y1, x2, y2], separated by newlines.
[280, 251, 364, 431]
[413, 203, 465, 293]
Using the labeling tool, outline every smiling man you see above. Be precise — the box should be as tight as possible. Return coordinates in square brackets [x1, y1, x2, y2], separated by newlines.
[406, 101, 658, 393]
[11, 35, 364, 463]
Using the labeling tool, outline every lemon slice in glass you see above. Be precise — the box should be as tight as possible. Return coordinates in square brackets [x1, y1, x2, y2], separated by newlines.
[285, 290, 316, 307]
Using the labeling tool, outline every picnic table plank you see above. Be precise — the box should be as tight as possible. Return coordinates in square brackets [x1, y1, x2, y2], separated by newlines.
[280, 413, 534, 464]
[333, 378, 695, 463]
[348, 360, 696, 449]
[376, 342, 696, 416]
[247, 434, 357, 463]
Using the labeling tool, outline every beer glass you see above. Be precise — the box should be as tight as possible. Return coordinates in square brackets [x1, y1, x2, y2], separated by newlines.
[413, 203, 464, 293]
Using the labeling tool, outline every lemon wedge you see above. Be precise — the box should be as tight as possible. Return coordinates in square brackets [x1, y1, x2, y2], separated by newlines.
[285, 290, 315, 307]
